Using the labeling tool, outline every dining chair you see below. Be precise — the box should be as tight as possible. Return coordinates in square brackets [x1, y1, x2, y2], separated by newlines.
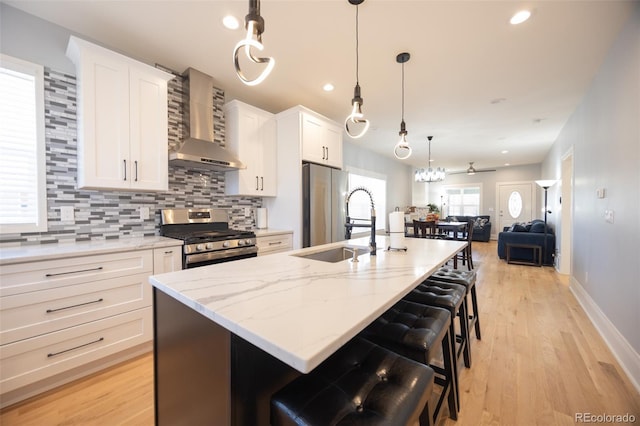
[454, 220, 474, 270]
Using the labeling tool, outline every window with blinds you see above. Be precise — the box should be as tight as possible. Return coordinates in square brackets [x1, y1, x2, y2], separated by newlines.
[0, 54, 47, 234]
[347, 171, 386, 231]
[444, 185, 481, 217]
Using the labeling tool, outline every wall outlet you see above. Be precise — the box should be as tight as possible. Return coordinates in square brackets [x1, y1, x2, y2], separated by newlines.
[140, 206, 150, 220]
[244, 207, 251, 217]
[604, 209, 614, 224]
[61, 206, 74, 222]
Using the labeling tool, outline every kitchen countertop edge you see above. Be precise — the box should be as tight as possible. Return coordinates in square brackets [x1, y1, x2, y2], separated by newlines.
[0, 236, 183, 265]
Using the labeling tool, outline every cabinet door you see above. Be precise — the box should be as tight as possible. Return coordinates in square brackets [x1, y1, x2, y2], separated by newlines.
[129, 68, 169, 191]
[78, 51, 130, 189]
[323, 121, 343, 169]
[260, 116, 277, 196]
[301, 113, 326, 165]
[225, 102, 277, 197]
[153, 247, 182, 274]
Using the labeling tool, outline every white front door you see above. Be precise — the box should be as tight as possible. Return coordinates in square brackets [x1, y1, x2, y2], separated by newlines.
[497, 182, 534, 232]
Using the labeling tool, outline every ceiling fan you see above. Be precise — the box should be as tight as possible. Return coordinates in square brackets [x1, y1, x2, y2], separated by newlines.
[449, 162, 497, 175]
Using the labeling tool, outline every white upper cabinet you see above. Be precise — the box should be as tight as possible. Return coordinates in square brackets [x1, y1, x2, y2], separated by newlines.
[224, 100, 277, 197]
[300, 110, 343, 169]
[66, 36, 173, 191]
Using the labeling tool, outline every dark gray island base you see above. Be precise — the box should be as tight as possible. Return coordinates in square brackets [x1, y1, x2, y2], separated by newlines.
[153, 289, 299, 426]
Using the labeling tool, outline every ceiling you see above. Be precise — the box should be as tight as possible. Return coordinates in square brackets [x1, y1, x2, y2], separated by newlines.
[5, 0, 634, 173]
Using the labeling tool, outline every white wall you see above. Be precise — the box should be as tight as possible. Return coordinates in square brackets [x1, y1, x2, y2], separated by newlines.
[542, 4, 640, 387]
[343, 140, 413, 227]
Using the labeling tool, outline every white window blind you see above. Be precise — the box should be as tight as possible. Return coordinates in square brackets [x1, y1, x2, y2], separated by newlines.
[0, 54, 47, 233]
[445, 185, 481, 217]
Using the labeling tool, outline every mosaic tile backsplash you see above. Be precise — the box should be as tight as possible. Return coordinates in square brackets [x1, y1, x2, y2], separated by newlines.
[0, 66, 262, 246]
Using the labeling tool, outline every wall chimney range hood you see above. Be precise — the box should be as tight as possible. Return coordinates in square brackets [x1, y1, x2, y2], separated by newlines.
[169, 68, 245, 171]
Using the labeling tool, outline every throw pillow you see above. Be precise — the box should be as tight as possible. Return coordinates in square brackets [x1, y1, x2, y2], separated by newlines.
[474, 217, 488, 228]
[529, 222, 546, 233]
[513, 224, 527, 232]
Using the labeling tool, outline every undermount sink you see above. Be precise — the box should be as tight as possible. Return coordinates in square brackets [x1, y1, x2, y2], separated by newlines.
[292, 245, 370, 263]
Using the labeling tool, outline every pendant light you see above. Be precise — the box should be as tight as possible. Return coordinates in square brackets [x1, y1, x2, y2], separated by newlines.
[394, 52, 412, 159]
[344, 0, 370, 139]
[233, 0, 275, 86]
[415, 136, 446, 182]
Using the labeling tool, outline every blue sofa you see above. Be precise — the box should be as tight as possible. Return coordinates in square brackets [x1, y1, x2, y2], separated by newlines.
[497, 220, 555, 266]
[445, 215, 492, 242]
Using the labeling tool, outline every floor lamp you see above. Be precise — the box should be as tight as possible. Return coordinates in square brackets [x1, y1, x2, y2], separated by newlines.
[535, 179, 557, 265]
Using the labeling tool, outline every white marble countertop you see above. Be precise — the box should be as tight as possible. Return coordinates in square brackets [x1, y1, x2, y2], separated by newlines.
[0, 236, 183, 265]
[253, 228, 293, 237]
[150, 235, 466, 373]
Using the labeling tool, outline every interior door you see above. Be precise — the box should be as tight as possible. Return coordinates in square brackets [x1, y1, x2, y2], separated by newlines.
[497, 183, 534, 232]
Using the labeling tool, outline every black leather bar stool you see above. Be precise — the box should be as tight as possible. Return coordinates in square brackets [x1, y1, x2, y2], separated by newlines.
[430, 267, 481, 340]
[359, 300, 458, 423]
[403, 282, 469, 409]
[271, 337, 435, 426]
[421, 280, 472, 369]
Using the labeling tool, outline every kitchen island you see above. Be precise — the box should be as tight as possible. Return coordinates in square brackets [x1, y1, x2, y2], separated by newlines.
[149, 235, 466, 425]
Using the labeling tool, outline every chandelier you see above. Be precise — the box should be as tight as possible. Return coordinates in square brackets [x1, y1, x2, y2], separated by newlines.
[415, 136, 446, 183]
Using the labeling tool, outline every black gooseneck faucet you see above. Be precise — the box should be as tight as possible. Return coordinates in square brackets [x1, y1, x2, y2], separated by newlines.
[344, 187, 376, 255]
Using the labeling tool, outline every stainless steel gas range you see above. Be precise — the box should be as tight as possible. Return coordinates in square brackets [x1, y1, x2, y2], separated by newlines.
[160, 208, 257, 269]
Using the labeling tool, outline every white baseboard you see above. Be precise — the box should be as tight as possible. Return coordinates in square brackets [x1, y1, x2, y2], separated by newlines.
[570, 277, 640, 393]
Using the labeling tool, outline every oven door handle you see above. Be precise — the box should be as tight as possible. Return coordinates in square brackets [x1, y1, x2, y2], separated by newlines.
[185, 246, 258, 265]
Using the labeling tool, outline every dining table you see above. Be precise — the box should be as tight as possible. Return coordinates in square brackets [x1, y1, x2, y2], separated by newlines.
[412, 220, 469, 240]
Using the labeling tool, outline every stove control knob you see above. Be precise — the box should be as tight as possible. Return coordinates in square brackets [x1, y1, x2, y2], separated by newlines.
[205, 243, 214, 250]
[196, 244, 205, 251]
[222, 241, 230, 248]
[245, 239, 253, 245]
[238, 240, 245, 246]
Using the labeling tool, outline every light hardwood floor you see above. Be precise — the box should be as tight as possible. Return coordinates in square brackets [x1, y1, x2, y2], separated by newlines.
[2, 241, 639, 425]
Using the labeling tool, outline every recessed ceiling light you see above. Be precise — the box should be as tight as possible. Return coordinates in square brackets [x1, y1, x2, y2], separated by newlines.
[323, 83, 334, 92]
[504, 163, 511, 166]
[510, 10, 531, 25]
[223, 15, 240, 30]
[501, 150, 509, 154]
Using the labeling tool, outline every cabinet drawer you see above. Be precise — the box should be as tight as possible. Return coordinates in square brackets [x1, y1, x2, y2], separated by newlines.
[0, 307, 152, 394]
[0, 250, 153, 297]
[256, 234, 293, 255]
[0, 273, 151, 345]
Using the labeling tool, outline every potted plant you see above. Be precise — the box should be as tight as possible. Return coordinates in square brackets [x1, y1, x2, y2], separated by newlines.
[426, 203, 440, 220]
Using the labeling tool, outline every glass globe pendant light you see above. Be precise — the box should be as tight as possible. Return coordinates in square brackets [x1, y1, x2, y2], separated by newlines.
[233, 0, 275, 86]
[394, 52, 412, 160]
[344, 0, 370, 139]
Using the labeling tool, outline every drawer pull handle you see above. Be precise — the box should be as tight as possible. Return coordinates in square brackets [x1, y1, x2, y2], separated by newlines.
[164, 250, 173, 254]
[46, 298, 104, 313]
[47, 337, 104, 358]
[45, 266, 103, 277]
[268, 241, 282, 245]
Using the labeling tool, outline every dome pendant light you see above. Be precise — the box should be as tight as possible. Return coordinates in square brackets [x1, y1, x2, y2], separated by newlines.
[415, 136, 446, 183]
[233, 0, 275, 86]
[344, 0, 370, 139]
[394, 52, 412, 160]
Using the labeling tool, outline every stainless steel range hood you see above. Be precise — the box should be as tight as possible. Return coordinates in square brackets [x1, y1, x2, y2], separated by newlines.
[169, 68, 245, 171]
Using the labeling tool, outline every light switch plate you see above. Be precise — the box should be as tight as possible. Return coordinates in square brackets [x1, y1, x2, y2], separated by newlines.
[61, 206, 74, 222]
[140, 206, 150, 220]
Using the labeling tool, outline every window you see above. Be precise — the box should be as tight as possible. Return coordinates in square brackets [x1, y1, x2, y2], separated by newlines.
[444, 185, 481, 217]
[0, 54, 47, 233]
[347, 169, 386, 232]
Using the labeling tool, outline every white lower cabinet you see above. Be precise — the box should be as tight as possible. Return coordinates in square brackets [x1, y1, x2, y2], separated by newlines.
[0, 244, 182, 407]
[256, 232, 293, 256]
[153, 246, 182, 273]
